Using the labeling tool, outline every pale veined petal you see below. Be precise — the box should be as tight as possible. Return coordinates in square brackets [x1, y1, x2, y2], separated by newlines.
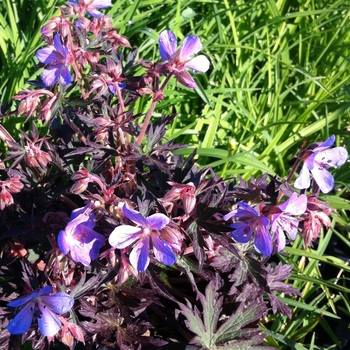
[129, 237, 150, 271]
[37, 304, 61, 336]
[41, 293, 74, 314]
[294, 163, 311, 190]
[36, 46, 61, 64]
[57, 230, 70, 255]
[91, 0, 112, 8]
[179, 35, 202, 60]
[146, 213, 170, 230]
[152, 235, 176, 266]
[311, 166, 334, 193]
[122, 204, 147, 226]
[275, 226, 286, 252]
[158, 30, 177, 60]
[278, 193, 307, 216]
[42, 66, 60, 87]
[184, 55, 210, 73]
[108, 225, 142, 249]
[7, 302, 34, 334]
[314, 147, 348, 168]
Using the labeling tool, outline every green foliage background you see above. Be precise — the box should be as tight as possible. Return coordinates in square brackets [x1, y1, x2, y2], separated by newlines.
[1, 0, 350, 348]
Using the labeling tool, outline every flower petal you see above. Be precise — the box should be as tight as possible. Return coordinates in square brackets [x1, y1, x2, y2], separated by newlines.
[42, 66, 60, 87]
[122, 204, 147, 226]
[294, 163, 311, 190]
[91, 0, 112, 8]
[275, 227, 286, 252]
[174, 71, 197, 88]
[278, 193, 307, 215]
[53, 34, 66, 57]
[7, 286, 53, 307]
[36, 46, 62, 64]
[152, 235, 176, 266]
[41, 293, 74, 314]
[58, 66, 72, 86]
[311, 166, 334, 193]
[230, 222, 253, 243]
[87, 9, 103, 17]
[179, 35, 202, 60]
[129, 237, 150, 271]
[314, 135, 335, 151]
[184, 55, 210, 73]
[57, 230, 70, 255]
[69, 225, 105, 266]
[109, 225, 142, 248]
[7, 302, 34, 334]
[146, 213, 170, 230]
[254, 221, 272, 256]
[314, 147, 348, 168]
[70, 204, 96, 228]
[158, 30, 177, 60]
[37, 304, 61, 336]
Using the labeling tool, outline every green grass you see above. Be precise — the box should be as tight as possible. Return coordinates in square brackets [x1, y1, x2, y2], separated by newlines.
[2, 0, 350, 348]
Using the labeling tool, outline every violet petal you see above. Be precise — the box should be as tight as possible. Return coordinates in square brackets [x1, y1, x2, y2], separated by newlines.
[174, 70, 197, 88]
[122, 205, 147, 226]
[179, 35, 202, 60]
[158, 30, 177, 60]
[314, 147, 348, 168]
[130, 236, 150, 271]
[146, 213, 170, 230]
[7, 302, 34, 334]
[41, 293, 74, 314]
[152, 235, 176, 266]
[230, 222, 253, 243]
[37, 304, 61, 336]
[311, 166, 334, 193]
[108, 225, 142, 249]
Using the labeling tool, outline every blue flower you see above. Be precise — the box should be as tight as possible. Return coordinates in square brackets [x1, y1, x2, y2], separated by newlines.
[270, 193, 307, 251]
[223, 202, 272, 256]
[109, 204, 177, 271]
[36, 34, 73, 86]
[57, 202, 105, 266]
[7, 286, 74, 336]
[158, 30, 210, 88]
[294, 135, 348, 193]
[69, 0, 112, 17]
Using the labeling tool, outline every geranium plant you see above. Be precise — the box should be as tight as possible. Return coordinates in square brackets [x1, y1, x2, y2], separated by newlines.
[0, 1, 348, 349]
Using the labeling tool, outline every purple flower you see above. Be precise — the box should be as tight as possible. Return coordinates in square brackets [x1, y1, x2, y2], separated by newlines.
[270, 193, 307, 251]
[158, 30, 210, 88]
[108, 204, 176, 271]
[223, 202, 272, 256]
[36, 34, 73, 86]
[57, 203, 105, 266]
[7, 286, 74, 336]
[69, 0, 112, 17]
[294, 135, 348, 193]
